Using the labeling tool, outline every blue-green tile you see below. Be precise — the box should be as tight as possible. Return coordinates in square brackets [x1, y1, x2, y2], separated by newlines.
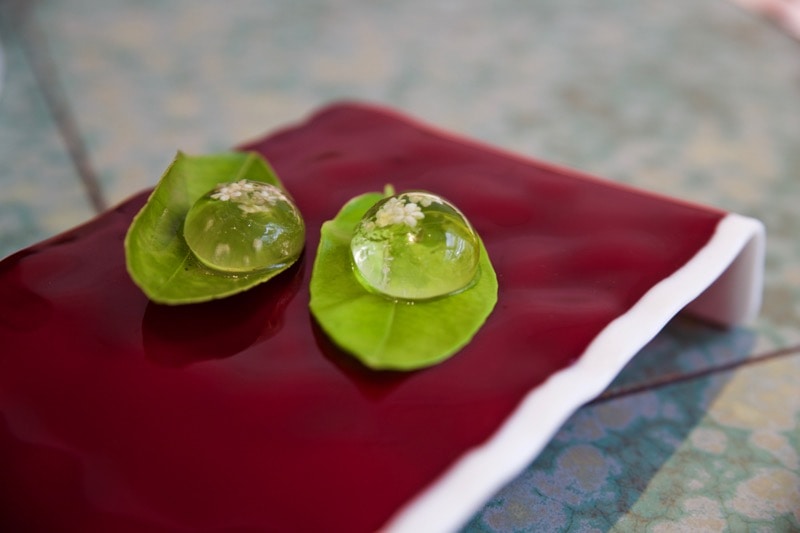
[0, 11, 93, 259]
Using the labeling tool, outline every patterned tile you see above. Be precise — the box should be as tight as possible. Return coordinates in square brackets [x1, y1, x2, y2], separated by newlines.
[464, 350, 800, 532]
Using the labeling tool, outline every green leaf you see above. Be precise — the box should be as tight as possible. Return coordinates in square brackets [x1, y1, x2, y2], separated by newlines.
[125, 151, 302, 304]
[309, 192, 498, 370]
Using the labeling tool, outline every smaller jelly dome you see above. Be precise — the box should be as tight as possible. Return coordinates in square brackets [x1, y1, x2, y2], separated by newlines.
[183, 180, 305, 273]
[350, 191, 480, 300]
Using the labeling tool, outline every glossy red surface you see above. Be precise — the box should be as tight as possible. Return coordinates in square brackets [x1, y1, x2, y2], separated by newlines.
[0, 103, 725, 532]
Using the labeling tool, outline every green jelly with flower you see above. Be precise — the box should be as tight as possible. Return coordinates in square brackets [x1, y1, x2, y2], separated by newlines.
[350, 191, 480, 300]
[183, 179, 305, 273]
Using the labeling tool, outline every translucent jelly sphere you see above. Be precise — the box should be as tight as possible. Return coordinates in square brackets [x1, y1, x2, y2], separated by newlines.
[350, 191, 480, 300]
[183, 180, 305, 273]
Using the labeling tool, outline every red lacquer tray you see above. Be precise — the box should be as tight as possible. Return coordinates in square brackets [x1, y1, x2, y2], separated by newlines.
[0, 103, 764, 532]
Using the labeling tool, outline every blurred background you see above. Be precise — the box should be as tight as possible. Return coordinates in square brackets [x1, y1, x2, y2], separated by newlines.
[1, 0, 799, 530]
[2, 0, 799, 348]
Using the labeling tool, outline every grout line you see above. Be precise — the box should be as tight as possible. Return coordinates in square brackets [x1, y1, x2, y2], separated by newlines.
[10, 0, 107, 213]
[589, 343, 800, 405]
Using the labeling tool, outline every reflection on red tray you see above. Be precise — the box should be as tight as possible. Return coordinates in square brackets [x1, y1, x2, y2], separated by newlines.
[0, 103, 763, 532]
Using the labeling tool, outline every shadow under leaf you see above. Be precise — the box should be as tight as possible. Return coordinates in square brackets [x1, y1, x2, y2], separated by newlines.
[142, 261, 304, 368]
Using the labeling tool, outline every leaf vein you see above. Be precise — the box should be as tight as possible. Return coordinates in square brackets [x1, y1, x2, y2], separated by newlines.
[373, 302, 397, 358]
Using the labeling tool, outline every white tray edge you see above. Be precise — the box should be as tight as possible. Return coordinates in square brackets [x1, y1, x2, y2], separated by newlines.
[383, 212, 765, 533]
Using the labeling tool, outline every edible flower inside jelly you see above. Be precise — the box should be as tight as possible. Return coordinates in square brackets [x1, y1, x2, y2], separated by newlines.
[350, 191, 480, 300]
[183, 179, 305, 273]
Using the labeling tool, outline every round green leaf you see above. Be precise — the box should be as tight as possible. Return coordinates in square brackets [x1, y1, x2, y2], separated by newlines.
[124, 151, 303, 304]
[309, 192, 498, 370]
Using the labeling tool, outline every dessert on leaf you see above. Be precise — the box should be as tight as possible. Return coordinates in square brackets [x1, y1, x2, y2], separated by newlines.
[0, 103, 764, 533]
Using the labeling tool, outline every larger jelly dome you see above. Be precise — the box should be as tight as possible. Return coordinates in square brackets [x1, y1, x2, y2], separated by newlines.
[350, 191, 480, 300]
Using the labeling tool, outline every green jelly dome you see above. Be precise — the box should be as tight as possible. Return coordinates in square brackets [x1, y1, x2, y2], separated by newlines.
[350, 191, 480, 300]
[183, 180, 305, 273]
